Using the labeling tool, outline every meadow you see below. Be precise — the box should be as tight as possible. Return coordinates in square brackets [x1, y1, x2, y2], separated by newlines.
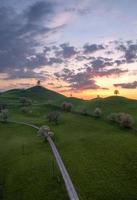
[0, 86, 137, 200]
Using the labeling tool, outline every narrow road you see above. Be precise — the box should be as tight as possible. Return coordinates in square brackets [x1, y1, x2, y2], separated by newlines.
[8, 120, 79, 200]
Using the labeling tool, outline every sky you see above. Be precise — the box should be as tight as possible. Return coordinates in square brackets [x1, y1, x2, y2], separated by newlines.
[0, 0, 137, 99]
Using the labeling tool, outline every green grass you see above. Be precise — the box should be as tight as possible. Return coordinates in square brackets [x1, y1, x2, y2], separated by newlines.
[0, 123, 68, 200]
[0, 87, 137, 199]
[0, 86, 66, 105]
[51, 113, 137, 200]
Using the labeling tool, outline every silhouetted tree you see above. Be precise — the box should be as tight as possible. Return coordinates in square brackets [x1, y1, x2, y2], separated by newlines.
[37, 80, 41, 86]
[114, 89, 119, 96]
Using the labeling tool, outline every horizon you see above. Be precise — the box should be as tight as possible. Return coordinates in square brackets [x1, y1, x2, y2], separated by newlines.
[1, 84, 137, 100]
[0, 0, 137, 99]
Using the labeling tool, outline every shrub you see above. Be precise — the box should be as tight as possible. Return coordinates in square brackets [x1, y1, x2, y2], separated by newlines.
[93, 107, 102, 118]
[47, 111, 60, 124]
[61, 102, 73, 112]
[0, 109, 9, 122]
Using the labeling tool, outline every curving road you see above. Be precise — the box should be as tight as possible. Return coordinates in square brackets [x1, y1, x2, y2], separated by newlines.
[8, 120, 79, 200]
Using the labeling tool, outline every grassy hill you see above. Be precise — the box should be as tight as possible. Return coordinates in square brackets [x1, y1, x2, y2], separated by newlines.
[1, 86, 137, 124]
[0, 104, 137, 199]
[84, 96, 137, 125]
[0, 86, 66, 105]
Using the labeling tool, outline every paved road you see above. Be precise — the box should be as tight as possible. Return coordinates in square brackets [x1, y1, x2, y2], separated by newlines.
[8, 120, 79, 200]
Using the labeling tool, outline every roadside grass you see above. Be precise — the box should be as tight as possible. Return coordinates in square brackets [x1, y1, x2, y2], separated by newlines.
[0, 123, 68, 200]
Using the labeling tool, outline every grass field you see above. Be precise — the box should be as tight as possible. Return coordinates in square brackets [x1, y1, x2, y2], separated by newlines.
[0, 123, 68, 200]
[0, 86, 137, 199]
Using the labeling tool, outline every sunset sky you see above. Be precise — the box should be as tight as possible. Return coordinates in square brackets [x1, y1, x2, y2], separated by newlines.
[0, 0, 137, 99]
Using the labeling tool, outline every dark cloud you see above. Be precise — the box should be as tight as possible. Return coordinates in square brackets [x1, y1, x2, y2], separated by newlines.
[3, 68, 49, 81]
[116, 42, 137, 63]
[27, 53, 63, 68]
[84, 57, 114, 71]
[92, 68, 128, 77]
[83, 43, 104, 54]
[91, 58, 113, 69]
[125, 44, 137, 62]
[54, 68, 100, 90]
[114, 81, 137, 89]
[114, 59, 125, 66]
[25, 1, 54, 22]
[54, 65, 127, 91]
[55, 43, 78, 59]
[0, 1, 60, 77]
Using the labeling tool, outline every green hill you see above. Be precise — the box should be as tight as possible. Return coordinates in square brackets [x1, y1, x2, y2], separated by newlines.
[25, 86, 66, 104]
[86, 96, 137, 114]
[1, 86, 137, 122]
[1, 103, 137, 200]
[0, 86, 66, 105]
[0, 88, 137, 199]
[84, 96, 137, 126]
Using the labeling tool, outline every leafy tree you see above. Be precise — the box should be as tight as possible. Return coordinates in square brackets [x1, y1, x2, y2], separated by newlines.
[20, 97, 32, 107]
[47, 111, 60, 124]
[20, 106, 30, 114]
[61, 102, 73, 112]
[107, 113, 117, 122]
[107, 112, 134, 128]
[38, 125, 50, 139]
[114, 89, 119, 96]
[119, 113, 134, 128]
[0, 109, 9, 122]
[94, 107, 102, 118]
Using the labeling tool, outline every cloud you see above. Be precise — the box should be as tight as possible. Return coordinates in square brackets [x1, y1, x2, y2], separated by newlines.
[54, 68, 100, 91]
[92, 68, 128, 77]
[25, 1, 54, 22]
[114, 81, 137, 89]
[116, 42, 137, 63]
[83, 43, 104, 54]
[0, 2, 60, 76]
[3, 68, 49, 81]
[55, 43, 78, 59]
[54, 66, 122, 91]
